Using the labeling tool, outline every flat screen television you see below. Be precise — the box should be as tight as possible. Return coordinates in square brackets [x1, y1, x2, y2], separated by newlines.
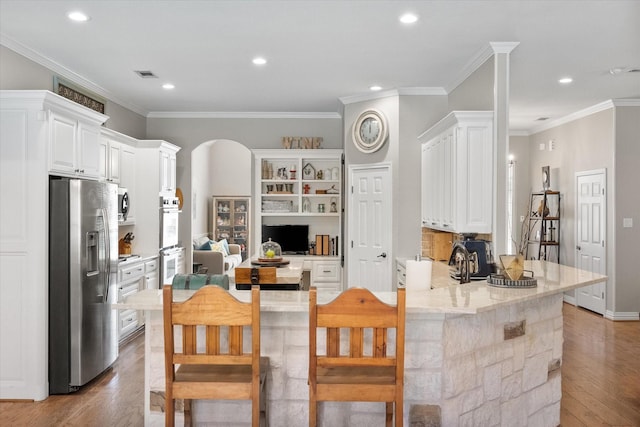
[261, 224, 309, 254]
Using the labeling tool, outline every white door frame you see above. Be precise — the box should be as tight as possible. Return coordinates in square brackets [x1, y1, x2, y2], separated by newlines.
[346, 162, 393, 290]
[574, 168, 607, 314]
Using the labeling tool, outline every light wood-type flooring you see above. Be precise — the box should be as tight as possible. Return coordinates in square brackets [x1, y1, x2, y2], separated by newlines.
[0, 304, 638, 426]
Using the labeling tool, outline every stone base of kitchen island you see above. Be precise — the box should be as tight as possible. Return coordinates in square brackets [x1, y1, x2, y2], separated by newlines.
[143, 293, 563, 426]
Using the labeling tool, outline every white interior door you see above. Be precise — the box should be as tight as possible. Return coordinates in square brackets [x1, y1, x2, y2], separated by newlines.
[575, 169, 606, 315]
[347, 164, 392, 291]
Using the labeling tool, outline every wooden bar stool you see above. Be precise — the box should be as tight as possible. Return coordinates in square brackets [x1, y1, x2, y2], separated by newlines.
[163, 284, 268, 427]
[308, 286, 406, 426]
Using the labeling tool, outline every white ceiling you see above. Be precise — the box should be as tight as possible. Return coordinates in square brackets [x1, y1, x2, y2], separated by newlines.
[1, 0, 639, 133]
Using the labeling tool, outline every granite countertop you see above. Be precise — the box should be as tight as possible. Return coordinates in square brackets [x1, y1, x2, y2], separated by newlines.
[113, 260, 607, 315]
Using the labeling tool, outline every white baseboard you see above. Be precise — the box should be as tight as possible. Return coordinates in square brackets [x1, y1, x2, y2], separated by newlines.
[563, 295, 576, 305]
[605, 310, 640, 321]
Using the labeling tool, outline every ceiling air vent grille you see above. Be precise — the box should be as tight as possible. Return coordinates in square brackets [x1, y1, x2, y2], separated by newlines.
[536, 117, 549, 121]
[134, 70, 158, 78]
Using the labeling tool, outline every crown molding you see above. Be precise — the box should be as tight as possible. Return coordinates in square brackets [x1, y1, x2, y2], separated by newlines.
[509, 130, 530, 137]
[1, 34, 149, 117]
[445, 42, 519, 94]
[529, 100, 616, 134]
[611, 98, 640, 107]
[146, 111, 342, 119]
[339, 87, 446, 105]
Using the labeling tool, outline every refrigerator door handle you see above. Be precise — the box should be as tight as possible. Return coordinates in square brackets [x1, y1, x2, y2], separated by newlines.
[102, 208, 111, 303]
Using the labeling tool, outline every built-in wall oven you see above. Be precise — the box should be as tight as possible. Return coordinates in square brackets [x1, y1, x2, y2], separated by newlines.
[159, 196, 182, 286]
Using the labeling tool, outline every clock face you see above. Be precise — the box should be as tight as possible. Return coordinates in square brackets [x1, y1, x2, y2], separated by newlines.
[359, 117, 381, 144]
[352, 109, 388, 153]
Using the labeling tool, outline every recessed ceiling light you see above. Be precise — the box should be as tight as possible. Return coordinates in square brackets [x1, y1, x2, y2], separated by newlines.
[370, 85, 382, 91]
[399, 13, 418, 24]
[162, 83, 175, 90]
[558, 77, 573, 84]
[252, 57, 267, 65]
[67, 11, 90, 22]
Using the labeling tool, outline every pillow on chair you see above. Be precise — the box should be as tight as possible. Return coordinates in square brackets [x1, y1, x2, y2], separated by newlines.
[209, 240, 229, 256]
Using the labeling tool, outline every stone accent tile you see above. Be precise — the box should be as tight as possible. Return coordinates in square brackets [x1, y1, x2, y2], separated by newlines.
[526, 370, 561, 415]
[261, 328, 284, 357]
[405, 369, 442, 401]
[500, 372, 522, 402]
[548, 358, 561, 373]
[149, 390, 165, 413]
[495, 306, 510, 324]
[262, 311, 307, 328]
[443, 354, 477, 398]
[460, 386, 484, 413]
[500, 394, 527, 427]
[522, 351, 551, 392]
[495, 340, 514, 361]
[406, 340, 443, 369]
[409, 404, 441, 427]
[473, 398, 500, 426]
[484, 363, 502, 401]
[149, 351, 165, 389]
[267, 366, 286, 401]
[503, 320, 526, 340]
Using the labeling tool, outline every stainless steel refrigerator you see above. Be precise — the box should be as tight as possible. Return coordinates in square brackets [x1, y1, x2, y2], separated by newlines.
[49, 177, 119, 394]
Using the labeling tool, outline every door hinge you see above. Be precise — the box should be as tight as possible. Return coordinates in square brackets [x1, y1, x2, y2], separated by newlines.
[602, 291, 604, 299]
[602, 240, 605, 247]
[351, 186, 353, 194]
[350, 240, 353, 248]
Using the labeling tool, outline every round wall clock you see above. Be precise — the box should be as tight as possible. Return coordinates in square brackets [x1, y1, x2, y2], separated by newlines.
[352, 109, 388, 153]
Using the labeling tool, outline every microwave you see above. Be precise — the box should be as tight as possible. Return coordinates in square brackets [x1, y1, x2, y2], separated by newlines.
[118, 187, 129, 222]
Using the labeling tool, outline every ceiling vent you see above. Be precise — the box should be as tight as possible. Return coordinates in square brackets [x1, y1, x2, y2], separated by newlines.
[609, 67, 640, 75]
[134, 70, 158, 78]
[536, 117, 549, 121]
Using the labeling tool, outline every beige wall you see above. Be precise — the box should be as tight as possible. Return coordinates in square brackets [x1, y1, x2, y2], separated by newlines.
[613, 106, 640, 313]
[508, 135, 532, 253]
[448, 58, 495, 111]
[0, 45, 146, 138]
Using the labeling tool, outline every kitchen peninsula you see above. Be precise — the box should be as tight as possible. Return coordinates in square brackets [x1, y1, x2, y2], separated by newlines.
[115, 260, 606, 426]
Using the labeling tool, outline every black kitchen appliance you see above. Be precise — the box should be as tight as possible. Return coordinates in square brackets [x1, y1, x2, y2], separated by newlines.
[448, 233, 496, 280]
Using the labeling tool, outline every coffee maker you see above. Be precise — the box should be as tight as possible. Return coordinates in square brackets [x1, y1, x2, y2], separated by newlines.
[448, 233, 496, 280]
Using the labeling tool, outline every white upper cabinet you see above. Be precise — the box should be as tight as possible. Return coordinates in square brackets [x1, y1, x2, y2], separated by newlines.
[49, 113, 102, 179]
[99, 133, 121, 183]
[419, 111, 493, 234]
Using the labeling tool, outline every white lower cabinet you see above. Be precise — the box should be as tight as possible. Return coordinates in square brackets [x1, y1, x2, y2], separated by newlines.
[117, 257, 158, 341]
[310, 259, 342, 292]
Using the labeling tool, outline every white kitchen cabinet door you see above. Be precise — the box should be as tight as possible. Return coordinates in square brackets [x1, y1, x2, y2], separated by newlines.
[98, 137, 121, 183]
[49, 113, 78, 175]
[120, 145, 136, 223]
[419, 111, 493, 234]
[77, 122, 100, 178]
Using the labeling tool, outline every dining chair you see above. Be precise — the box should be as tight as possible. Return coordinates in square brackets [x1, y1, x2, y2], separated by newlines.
[308, 286, 406, 426]
[163, 284, 268, 427]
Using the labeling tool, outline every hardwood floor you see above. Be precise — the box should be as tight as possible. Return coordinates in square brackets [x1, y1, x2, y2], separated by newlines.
[1, 304, 638, 426]
[560, 304, 640, 427]
[0, 332, 144, 426]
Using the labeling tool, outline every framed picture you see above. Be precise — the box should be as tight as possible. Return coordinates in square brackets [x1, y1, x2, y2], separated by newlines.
[542, 166, 550, 190]
[302, 163, 315, 180]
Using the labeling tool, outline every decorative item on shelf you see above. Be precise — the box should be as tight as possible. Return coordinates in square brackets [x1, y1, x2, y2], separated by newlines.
[259, 238, 282, 261]
[537, 199, 550, 218]
[284, 183, 293, 193]
[324, 168, 331, 180]
[542, 166, 550, 191]
[175, 188, 184, 210]
[330, 198, 337, 213]
[318, 203, 325, 213]
[289, 164, 297, 180]
[302, 197, 311, 213]
[303, 163, 315, 179]
[331, 167, 339, 180]
[303, 184, 310, 194]
[266, 184, 274, 193]
[326, 185, 339, 194]
[277, 167, 288, 180]
[316, 169, 323, 180]
[315, 189, 327, 194]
